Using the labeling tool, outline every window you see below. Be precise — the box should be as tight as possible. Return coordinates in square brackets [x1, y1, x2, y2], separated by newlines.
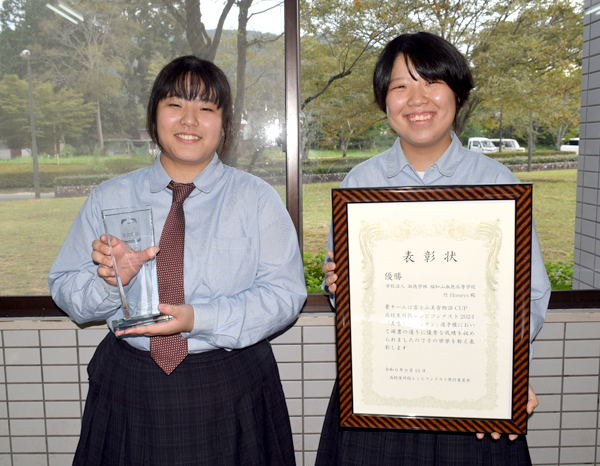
[0, 0, 290, 299]
[0, 0, 598, 316]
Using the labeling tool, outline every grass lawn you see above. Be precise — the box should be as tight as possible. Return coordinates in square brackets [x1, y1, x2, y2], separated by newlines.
[0, 196, 85, 295]
[301, 170, 577, 264]
[514, 169, 576, 264]
[0, 168, 577, 296]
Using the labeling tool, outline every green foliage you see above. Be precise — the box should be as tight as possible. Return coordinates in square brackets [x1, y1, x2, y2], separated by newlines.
[545, 261, 573, 290]
[91, 155, 153, 174]
[0, 74, 96, 152]
[491, 154, 577, 165]
[302, 156, 372, 174]
[76, 145, 92, 156]
[53, 175, 112, 187]
[0, 162, 89, 188]
[0, 0, 46, 78]
[0, 154, 153, 189]
[61, 144, 75, 157]
[303, 251, 326, 294]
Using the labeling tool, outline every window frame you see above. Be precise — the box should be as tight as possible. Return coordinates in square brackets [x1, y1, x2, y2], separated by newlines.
[0, 0, 596, 316]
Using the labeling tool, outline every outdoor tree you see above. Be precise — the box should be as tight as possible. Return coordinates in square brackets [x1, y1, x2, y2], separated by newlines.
[0, 74, 30, 149]
[0, 74, 96, 153]
[0, 0, 46, 78]
[469, 0, 582, 149]
[37, 1, 140, 151]
[215, 30, 286, 170]
[156, 0, 286, 166]
[161, 0, 236, 60]
[300, 0, 583, 152]
[310, 60, 381, 156]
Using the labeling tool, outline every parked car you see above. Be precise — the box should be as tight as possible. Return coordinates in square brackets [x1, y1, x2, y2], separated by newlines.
[489, 138, 526, 152]
[560, 138, 579, 154]
[467, 137, 498, 153]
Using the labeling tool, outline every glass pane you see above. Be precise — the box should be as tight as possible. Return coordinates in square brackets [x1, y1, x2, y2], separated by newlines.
[300, 0, 584, 292]
[0, 0, 285, 296]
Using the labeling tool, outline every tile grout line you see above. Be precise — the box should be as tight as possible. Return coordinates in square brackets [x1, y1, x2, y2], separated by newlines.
[1, 331, 13, 466]
[40, 330, 49, 466]
[558, 323, 566, 466]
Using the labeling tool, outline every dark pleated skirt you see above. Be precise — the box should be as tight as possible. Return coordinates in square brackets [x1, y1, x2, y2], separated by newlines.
[315, 382, 532, 466]
[74, 334, 295, 466]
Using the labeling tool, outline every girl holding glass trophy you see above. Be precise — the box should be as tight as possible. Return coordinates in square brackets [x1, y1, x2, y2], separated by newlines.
[49, 56, 306, 466]
[317, 32, 551, 466]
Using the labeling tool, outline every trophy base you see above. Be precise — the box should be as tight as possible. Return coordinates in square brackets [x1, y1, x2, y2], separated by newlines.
[112, 314, 174, 331]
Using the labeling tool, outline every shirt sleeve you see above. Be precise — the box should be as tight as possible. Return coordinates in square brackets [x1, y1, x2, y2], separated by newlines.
[184, 185, 307, 349]
[48, 191, 123, 324]
[528, 220, 551, 354]
[493, 170, 551, 359]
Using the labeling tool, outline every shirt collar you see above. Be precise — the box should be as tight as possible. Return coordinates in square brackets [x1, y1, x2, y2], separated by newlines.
[150, 153, 224, 194]
[386, 131, 465, 179]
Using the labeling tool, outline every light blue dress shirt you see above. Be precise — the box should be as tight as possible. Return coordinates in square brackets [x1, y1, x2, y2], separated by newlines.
[49, 154, 307, 353]
[325, 133, 550, 352]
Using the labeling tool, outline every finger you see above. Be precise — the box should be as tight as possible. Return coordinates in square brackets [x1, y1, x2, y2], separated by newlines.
[91, 251, 113, 267]
[327, 250, 334, 261]
[476, 433, 484, 440]
[97, 266, 116, 286]
[158, 303, 176, 316]
[527, 384, 539, 414]
[322, 261, 336, 275]
[115, 319, 175, 337]
[508, 434, 518, 441]
[491, 432, 500, 441]
[141, 246, 160, 261]
[325, 274, 337, 286]
[92, 239, 111, 257]
[328, 283, 337, 293]
[97, 265, 116, 283]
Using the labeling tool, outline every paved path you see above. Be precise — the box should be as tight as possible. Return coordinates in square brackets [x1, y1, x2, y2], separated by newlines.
[0, 192, 55, 201]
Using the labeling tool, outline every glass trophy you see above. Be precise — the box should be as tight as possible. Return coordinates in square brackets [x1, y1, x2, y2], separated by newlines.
[101, 206, 173, 331]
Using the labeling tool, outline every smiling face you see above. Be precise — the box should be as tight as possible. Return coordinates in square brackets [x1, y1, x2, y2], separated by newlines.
[385, 55, 456, 170]
[156, 94, 224, 182]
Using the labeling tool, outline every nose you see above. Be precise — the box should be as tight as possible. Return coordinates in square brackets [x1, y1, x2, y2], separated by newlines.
[407, 83, 429, 107]
[180, 107, 198, 127]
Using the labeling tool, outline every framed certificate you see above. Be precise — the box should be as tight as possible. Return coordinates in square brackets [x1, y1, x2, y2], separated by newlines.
[332, 184, 533, 434]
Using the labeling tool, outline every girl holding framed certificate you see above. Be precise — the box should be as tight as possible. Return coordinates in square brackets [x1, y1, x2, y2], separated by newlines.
[317, 31, 550, 466]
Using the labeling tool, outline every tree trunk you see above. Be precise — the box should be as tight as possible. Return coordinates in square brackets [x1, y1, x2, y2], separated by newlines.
[96, 101, 104, 153]
[453, 96, 480, 137]
[221, 0, 253, 167]
[554, 121, 568, 150]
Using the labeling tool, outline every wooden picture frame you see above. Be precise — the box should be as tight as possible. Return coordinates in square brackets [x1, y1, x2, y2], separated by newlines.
[332, 184, 532, 434]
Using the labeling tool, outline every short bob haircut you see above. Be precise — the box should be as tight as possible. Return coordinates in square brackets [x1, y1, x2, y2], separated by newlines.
[373, 32, 474, 118]
[147, 56, 234, 157]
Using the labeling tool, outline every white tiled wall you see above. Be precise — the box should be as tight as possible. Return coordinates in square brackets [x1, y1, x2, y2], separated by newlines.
[574, 0, 600, 289]
[528, 320, 600, 466]
[0, 313, 598, 466]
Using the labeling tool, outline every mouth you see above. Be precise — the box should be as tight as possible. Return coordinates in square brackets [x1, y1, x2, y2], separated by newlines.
[407, 113, 433, 122]
[176, 134, 201, 141]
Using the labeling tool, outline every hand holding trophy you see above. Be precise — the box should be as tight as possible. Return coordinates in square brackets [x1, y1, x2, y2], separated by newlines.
[101, 206, 172, 331]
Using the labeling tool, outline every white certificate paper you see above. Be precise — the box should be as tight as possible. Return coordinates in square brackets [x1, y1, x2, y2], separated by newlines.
[347, 199, 516, 420]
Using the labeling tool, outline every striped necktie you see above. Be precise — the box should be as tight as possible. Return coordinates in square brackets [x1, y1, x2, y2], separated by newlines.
[150, 181, 195, 375]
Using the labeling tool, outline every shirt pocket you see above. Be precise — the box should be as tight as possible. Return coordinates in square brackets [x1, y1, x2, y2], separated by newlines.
[206, 237, 258, 297]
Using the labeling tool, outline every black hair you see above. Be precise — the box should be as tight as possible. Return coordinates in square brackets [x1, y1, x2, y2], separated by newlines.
[373, 32, 474, 116]
[147, 55, 234, 157]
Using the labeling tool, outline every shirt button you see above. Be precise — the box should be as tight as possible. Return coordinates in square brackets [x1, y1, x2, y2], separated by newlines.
[430, 166, 436, 171]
